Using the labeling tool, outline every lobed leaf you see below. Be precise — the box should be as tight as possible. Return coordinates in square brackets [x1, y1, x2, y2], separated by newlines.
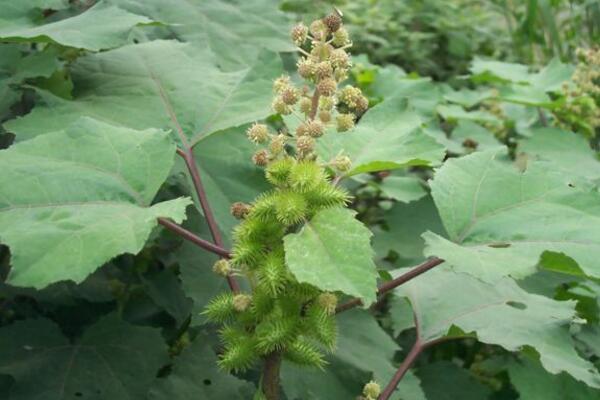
[0, 117, 191, 288]
[426, 150, 600, 282]
[395, 268, 600, 388]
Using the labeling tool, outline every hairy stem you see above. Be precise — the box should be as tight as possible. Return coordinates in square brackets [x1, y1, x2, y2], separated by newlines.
[335, 257, 444, 313]
[378, 340, 425, 400]
[262, 352, 282, 400]
[158, 218, 231, 258]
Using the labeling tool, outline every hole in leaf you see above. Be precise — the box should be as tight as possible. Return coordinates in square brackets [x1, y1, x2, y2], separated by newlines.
[488, 242, 511, 248]
[506, 301, 527, 310]
[74, 392, 83, 397]
[203, 379, 211, 386]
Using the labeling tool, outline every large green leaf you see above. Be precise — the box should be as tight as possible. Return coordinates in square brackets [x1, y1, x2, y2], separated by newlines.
[147, 334, 254, 399]
[0, 0, 68, 33]
[394, 268, 600, 388]
[417, 361, 492, 400]
[471, 58, 574, 92]
[107, 0, 294, 69]
[0, 314, 167, 399]
[0, 2, 154, 51]
[373, 196, 446, 267]
[282, 311, 425, 400]
[508, 357, 600, 399]
[6, 40, 283, 144]
[470, 58, 532, 83]
[284, 207, 378, 304]
[0, 117, 191, 288]
[378, 176, 427, 204]
[425, 150, 600, 282]
[318, 96, 445, 176]
[519, 127, 600, 182]
[0, 44, 60, 120]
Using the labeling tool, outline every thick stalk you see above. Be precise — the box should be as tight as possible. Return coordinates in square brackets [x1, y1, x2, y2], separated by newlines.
[262, 352, 282, 400]
[336, 257, 444, 313]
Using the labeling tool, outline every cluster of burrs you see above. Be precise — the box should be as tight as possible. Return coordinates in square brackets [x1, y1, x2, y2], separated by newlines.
[202, 13, 371, 381]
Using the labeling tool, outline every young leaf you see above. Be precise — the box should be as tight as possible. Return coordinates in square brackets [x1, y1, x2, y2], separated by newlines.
[284, 207, 378, 305]
[0, 313, 167, 400]
[317, 96, 445, 176]
[394, 268, 600, 388]
[0, 117, 191, 288]
[426, 150, 600, 282]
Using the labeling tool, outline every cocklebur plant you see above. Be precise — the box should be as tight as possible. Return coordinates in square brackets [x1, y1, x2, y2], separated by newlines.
[202, 11, 373, 399]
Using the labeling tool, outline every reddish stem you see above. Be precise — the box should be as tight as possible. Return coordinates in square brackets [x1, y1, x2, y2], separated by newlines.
[309, 90, 320, 120]
[378, 340, 425, 400]
[179, 148, 224, 246]
[176, 148, 240, 293]
[158, 218, 231, 258]
[336, 257, 444, 313]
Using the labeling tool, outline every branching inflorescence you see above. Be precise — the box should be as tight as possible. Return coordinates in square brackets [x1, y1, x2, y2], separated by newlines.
[202, 11, 371, 399]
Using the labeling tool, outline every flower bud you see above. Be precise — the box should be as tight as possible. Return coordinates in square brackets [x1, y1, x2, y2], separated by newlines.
[296, 123, 309, 136]
[309, 19, 328, 40]
[270, 134, 286, 155]
[334, 69, 348, 83]
[319, 96, 335, 111]
[332, 27, 349, 47]
[273, 75, 290, 93]
[317, 78, 337, 96]
[307, 120, 324, 137]
[317, 292, 338, 315]
[252, 149, 270, 166]
[299, 97, 312, 115]
[233, 294, 252, 312]
[291, 23, 308, 46]
[296, 135, 315, 155]
[318, 110, 331, 123]
[212, 259, 232, 276]
[230, 202, 251, 219]
[331, 49, 350, 69]
[363, 381, 381, 399]
[311, 42, 333, 61]
[355, 95, 369, 114]
[336, 113, 355, 132]
[297, 58, 315, 79]
[281, 86, 299, 105]
[246, 123, 269, 144]
[339, 86, 362, 107]
[323, 13, 342, 33]
[314, 61, 333, 79]
[272, 97, 291, 115]
[332, 155, 352, 172]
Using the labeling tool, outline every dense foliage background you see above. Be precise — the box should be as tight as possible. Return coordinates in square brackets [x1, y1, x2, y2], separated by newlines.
[0, 0, 599, 399]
